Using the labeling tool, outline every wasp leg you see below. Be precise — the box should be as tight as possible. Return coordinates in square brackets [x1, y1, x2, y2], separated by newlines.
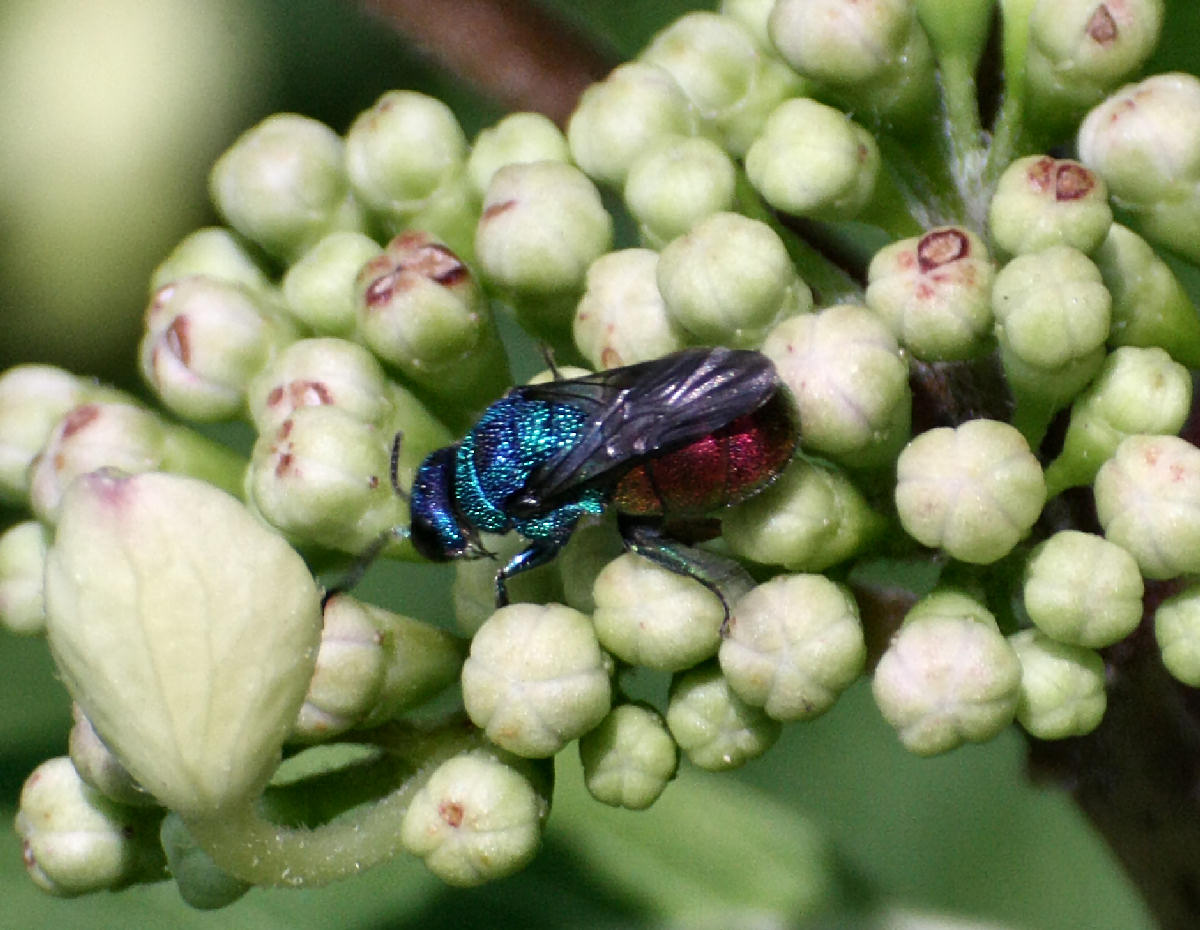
[494, 540, 562, 607]
[617, 514, 755, 634]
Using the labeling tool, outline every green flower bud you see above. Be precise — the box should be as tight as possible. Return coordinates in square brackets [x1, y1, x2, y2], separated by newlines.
[295, 594, 466, 741]
[1043, 347, 1191, 495]
[281, 232, 382, 336]
[28, 402, 245, 525]
[578, 703, 679, 809]
[1022, 530, 1144, 648]
[1026, 0, 1164, 128]
[872, 590, 1022, 755]
[1092, 223, 1200, 369]
[623, 135, 737, 247]
[150, 227, 271, 296]
[865, 226, 995, 360]
[1009, 629, 1107, 740]
[401, 748, 550, 886]
[247, 337, 394, 436]
[556, 519, 625, 615]
[356, 232, 511, 409]
[0, 520, 49, 634]
[15, 757, 164, 896]
[467, 112, 570, 198]
[658, 212, 811, 348]
[1154, 584, 1200, 687]
[211, 113, 365, 262]
[641, 12, 803, 155]
[667, 662, 781, 770]
[247, 406, 406, 554]
[396, 177, 480, 267]
[293, 595, 386, 741]
[769, 0, 937, 128]
[573, 249, 688, 370]
[140, 276, 299, 421]
[591, 553, 725, 671]
[723, 457, 883, 571]
[719, 575, 865, 721]
[68, 705, 154, 808]
[1078, 73, 1200, 262]
[992, 245, 1111, 370]
[160, 814, 250, 910]
[745, 98, 881, 221]
[762, 305, 911, 467]
[719, 0, 778, 49]
[28, 403, 159, 523]
[44, 471, 322, 817]
[461, 603, 612, 757]
[0, 365, 125, 505]
[1094, 435, 1200, 579]
[988, 156, 1112, 257]
[895, 419, 1046, 564]
[344, 90, 468, 225]
[475, 161, 613, 339]
[567, 62, 700, 188]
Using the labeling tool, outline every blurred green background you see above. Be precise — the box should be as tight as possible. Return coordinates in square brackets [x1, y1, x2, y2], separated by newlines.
[3, 0, 1197, 926]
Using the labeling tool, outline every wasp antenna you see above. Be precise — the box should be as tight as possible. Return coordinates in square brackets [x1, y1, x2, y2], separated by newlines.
[321, 524, 410, 607]
[389, 431, 410, 501]
[538, 344, 562, 381]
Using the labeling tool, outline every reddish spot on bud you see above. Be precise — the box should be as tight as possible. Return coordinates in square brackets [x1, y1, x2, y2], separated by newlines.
[439, 800, 465, 828]
[1087, 5, 1118, 45]
[164, 317, 191, 365]
[1054, 163, 1097, 201]
[81, 469, 136, 508]
[364, 271, 402, 308]
[267, 386, 284, 406]
[600, 346, 622, 369]
[61, 404, 101, 438]
[365, 236, 471, 307]
[285, 380, 333, 408]
[368, 475, 380, 490]
[1026, 157, 1057, 192]
[482, 199, 517, 220]
[407, 242, 468, 288]
[917, 229, 969, 272]
[278, 419, 294, 440]
[146, 284, 176, 325]
[274, 451, 294, 478]
[21, 839, 35, 870]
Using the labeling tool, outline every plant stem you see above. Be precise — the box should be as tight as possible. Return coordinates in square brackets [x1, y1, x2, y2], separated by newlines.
[185, 718, 480, 887]
[352, 0, 615, 125]
[1027, 601, 1200, 930]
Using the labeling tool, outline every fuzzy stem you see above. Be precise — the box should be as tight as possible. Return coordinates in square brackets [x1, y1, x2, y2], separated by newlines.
[184, 718, 479, 887]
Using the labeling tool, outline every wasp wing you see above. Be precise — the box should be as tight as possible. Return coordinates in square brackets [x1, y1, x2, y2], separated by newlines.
[511, 347, 781, 516]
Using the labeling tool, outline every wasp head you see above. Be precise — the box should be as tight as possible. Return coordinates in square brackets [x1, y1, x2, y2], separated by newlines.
[409, 444, 489, 561]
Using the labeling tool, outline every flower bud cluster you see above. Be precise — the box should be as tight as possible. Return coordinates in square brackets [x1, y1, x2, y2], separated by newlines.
[7, 0, 1200, 908]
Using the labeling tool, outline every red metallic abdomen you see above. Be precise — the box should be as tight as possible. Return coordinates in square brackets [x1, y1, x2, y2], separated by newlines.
[611, 390, 798, 517]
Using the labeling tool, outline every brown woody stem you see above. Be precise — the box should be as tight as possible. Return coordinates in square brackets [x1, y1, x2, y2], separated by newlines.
[352, 0, 615, 125]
